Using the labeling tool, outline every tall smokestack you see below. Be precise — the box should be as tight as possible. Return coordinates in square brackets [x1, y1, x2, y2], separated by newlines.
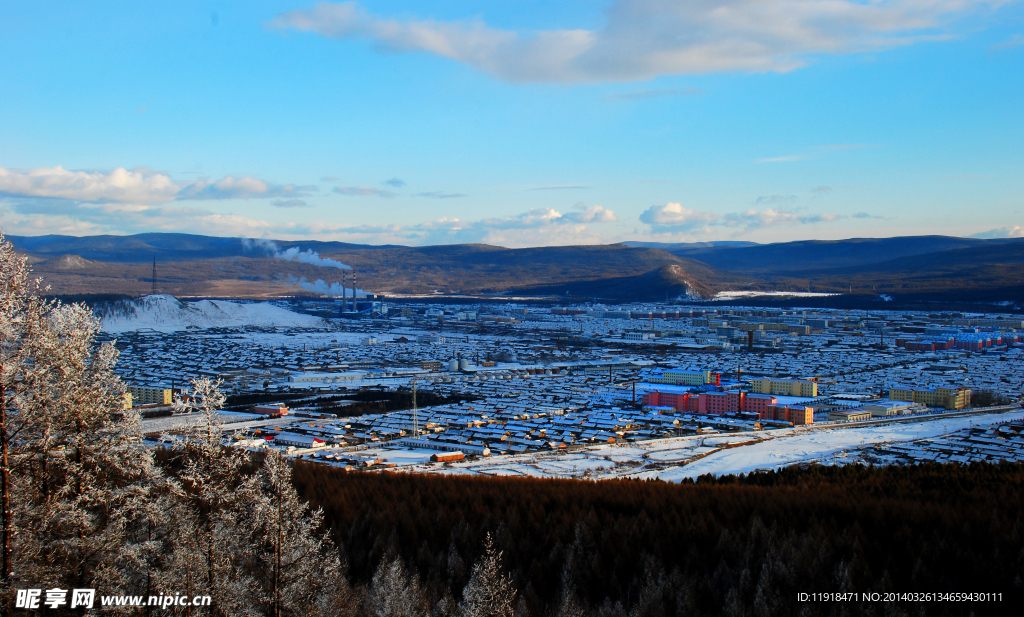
[152, 257, 157, 296]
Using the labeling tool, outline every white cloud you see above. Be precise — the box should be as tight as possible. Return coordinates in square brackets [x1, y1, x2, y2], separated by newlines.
[333, 185, 398, 198]
[0, 165, 179, 204]
[1, 202, 281, 238]
[0, 165, 312, 204]
[303, 205, 619, 247]
[971, 225, 1024, 238]
[178, 176, 313, 200]
[639, 202, 842, 234]
[722, 208, 842, 228]
[565, 203, 618, 223]
[639, 202, 719, 232]
[270, 0, 1000, 83]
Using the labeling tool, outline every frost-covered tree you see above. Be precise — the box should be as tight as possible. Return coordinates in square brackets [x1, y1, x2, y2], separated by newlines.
[0, 233, 45, 600]
[168, 378, 352, 616]
[0, 234, 168, 610]
[248, 450, 352, 617]
[368, 555, 427, 617]
[166, 377, 261, 615]
[459, 534, 516, 617]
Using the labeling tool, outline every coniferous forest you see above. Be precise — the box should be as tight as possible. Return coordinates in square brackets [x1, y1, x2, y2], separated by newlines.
[293, 462, 1024, 617]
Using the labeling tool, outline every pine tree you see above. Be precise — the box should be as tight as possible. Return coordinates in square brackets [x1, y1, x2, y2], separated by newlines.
[368, 555, 427, 617]
[248, 450, 352, 617]
[167, 377, 261, 615]
[168, 378, 353, 616]
[0, 234, 169, 610]
[0, 233, 45, 604]
[459, 533, 516, 617]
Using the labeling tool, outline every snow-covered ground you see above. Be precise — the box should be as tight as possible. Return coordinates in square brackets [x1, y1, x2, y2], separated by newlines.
[102, 295, 324, 333]
[713, 291, 840, 300]
[656, 410, 1023, 480]
[382, 409, 1024, 481]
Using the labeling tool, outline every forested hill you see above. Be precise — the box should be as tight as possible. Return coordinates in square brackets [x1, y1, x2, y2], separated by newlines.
[294, 462, 1024, 617]
[8, 233, 1024, 303]
[7, 234, 742, 299]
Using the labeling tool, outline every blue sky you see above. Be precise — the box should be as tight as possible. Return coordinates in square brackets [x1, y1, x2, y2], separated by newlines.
[1, 0, 1022, 246]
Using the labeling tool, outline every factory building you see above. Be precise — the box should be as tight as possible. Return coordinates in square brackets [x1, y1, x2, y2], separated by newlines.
[888, 386, 971, 410]
[750, 377, 818, 397]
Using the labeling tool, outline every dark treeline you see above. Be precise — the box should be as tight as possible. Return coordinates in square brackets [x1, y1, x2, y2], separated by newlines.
[293, 462, 1024, 617]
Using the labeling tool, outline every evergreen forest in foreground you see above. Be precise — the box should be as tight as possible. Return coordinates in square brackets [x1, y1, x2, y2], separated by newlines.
[296, 462, 1024, 617]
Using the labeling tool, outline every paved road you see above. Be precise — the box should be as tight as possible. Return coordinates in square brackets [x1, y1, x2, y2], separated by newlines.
[140, 412, 295, 434]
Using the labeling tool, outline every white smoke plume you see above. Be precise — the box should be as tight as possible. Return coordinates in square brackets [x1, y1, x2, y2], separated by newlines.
[292, 276, 366, 298]
[244, 238, 352, 269]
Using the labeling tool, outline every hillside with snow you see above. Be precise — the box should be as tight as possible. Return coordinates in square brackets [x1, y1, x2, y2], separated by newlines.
[101, 295, 325, 333]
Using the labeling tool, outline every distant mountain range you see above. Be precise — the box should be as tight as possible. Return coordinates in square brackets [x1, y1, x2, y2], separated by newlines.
[7, 233, 1024, 304]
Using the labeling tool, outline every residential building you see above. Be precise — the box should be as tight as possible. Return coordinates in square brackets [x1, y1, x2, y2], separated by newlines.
[888, 386, 971, 409]
[128, 385, 173, 406]
[699, 391, 745, 415]
[763, 404, 814, 425]
[741, 393, 777, 417]
[650, 368, 721, 386]
[750, 377, 818, 397]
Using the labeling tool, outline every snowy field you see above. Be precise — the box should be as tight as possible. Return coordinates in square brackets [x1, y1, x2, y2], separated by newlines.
[375, 409, 1024, 480]
[102, 295, 324, 333]
[656, 410, 1023, 480]
[713, 291, 840, 300]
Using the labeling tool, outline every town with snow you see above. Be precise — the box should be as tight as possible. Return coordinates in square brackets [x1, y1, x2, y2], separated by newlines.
[104, 294, 1024, 480]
